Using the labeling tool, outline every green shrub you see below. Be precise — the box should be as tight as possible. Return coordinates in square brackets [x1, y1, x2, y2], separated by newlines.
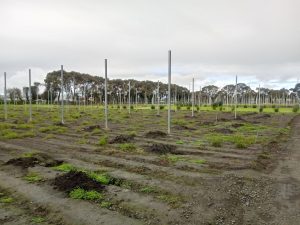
[186, 105, 191, 110]
[151, 105, 155, 110]
[252, 105, 257, 108]
[271, 104, 276, 108]
[259, 107, 264, 112]
[243, 105, 248, 108]
[292, 105, 299, 113]
[159, 105, 165, 110]
[98, 135, 108, 146]
[118, 143, 137, 152]
[274, 107, 279, 113]
[176, 105, 181, 110]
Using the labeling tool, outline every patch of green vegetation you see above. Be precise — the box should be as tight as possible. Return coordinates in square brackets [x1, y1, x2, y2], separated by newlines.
[24, 172, 43, 183]
[207, 135, 223, 147]
[92, 128, 102, 135]
[69, 188, 103, 201]
[128, 131, 137, 137]
[87, 171, 110, 185]
[139, 186, 157, 193]
[1, 129, 19, 139]
[163, 154, 184, 163]
[31, 216, 45, 223]
[53, 163, 76, 172]
[100, 201, 112, 208]
[20, 131, 36, 138]
[157, 194, 181, 206]
[176, 140, 184, 144]
[189, 159, 206, 164]
[0, 197, 14, 203]
[118, 143, 137, 152]
[43, 134, 55, 139]
[76, 138, 88, 144]
[173, 119, 188, 126]
[39, 125, 67, 134]
[98, 135, 108, 146]
[232, 135, 256, 149]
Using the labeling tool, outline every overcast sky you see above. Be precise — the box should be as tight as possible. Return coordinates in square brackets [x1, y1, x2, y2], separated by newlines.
[0, 0, 299, 93]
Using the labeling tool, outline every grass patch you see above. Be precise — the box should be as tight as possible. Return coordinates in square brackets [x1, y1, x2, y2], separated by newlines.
[69, 188, 103, 201]
[53, 163, 76, 172]
[24, 172, 43, 183]
[100, 201, 112, 208]
[98, 135, 108, 146]
[118, 143, 137, 152]
[0, 197, 14, 203]
[31, 216, 45, 223]
[189, 159, 206, 164]
[86, 171, 110, 185]
[139, 186, 157, 193]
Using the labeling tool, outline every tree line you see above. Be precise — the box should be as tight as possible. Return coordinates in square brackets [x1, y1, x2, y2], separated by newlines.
[2, 70, 300, 106]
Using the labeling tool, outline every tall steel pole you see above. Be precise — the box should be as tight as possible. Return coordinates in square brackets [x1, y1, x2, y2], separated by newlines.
[29, 69, 32, 122]
[4, 72, 7, 120]
[61, 65, 64, 124]
[168, 50, 171, 134]
[258, 84, 261, 112]
[235, 75, 237, 119]
[128, 81, 131, 114]
[192, 78, 194, 117]
[104, 59, 108, 129]
[157, 80, 160, 116]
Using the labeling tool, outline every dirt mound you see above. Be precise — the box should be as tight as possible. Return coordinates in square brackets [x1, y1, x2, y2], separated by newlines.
[6, 157, 38, 168]
[145, 131, 167, 138]
[147, 143, 176, 154]
[174, 125, 196, 130]
[53, 171, 105, 193]
[6, 153, 63, 168]
[109, 134, 134, 144]
[82, 125, 101, 131]
[214, 128, 234, 134]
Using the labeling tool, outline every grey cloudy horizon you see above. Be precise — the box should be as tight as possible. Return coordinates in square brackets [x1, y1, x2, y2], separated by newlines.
[0, 0, 300, 93]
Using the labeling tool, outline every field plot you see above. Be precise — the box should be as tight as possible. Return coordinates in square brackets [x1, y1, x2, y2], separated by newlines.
[0, 105, 300, 225]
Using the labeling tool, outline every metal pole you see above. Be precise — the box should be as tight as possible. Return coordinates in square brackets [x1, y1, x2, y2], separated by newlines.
[157, 80, 160, 116]
[4, 72, 7, 120]
[168, 50, 171, 134]
[104, 59, 108, 129]
[61, 65, 64, 124]
[258, 84, 261, 112]
[135, 88, 138, 108]
[29, 69, 32, 122]
[128, 81, 131, 114]
[192, 78, 194, 117]
[235, 75, 237, 119]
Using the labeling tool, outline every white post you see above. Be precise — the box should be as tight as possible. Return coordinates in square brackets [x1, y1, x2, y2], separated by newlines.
[157, 80, 160, 116]
[29, 69, 32, 122]
[235, 75, 237, 119]
[192, 78, 194, 117]
[104, 59, 108, 129]
[128, 81, 131, 114]
[4, 72, 7, 120]
[61, 65, 64, 124]
[168, 50, 171, 134]
[135, 88, 138, 108]
[258, 84, 261, 112]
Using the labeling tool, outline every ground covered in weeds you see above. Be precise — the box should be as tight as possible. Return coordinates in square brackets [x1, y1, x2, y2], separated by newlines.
[0, 105, 299, 225]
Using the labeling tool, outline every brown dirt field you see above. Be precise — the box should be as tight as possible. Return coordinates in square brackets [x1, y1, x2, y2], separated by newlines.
[0, 108, 299, 225]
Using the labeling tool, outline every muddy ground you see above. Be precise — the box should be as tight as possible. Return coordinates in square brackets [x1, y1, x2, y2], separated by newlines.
[0, 107, 300, 225]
